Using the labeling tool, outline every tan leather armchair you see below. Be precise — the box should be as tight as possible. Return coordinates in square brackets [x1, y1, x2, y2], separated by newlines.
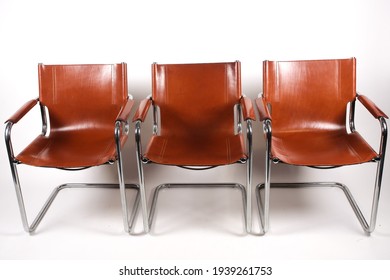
[133, 61, 255, 233]
[256, 58, 388, 234]
[5, 63, 148, 233]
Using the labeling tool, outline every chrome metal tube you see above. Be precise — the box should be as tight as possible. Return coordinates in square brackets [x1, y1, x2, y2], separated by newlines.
[39, 104, 48, 136]
[245, 119, 253, 233]
[115, 121, 130, 232]
[349, 100, 356, 132]
[135, 120, 150, 233]
[5, 122, 30, 232]
[148, 183, 247, 232]
[256, 180, 387, 234]
[368, 117, 388, 232]
[263, 119, 272, 233]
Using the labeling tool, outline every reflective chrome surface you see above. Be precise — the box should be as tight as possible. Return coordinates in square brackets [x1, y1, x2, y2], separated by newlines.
[135, 120, 151, 233]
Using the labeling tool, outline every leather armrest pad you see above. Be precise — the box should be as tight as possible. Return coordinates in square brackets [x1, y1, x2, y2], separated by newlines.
[6, 98, 38, 124]
[116, 98, 134, 122]
[132, 98, 152, 122]
[358, 95, 388, 119]
[255, 97, 271, 121]
[240, 96, 256, 121]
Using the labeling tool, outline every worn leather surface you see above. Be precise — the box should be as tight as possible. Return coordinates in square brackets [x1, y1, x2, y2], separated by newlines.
[6, 99, 38, 124]
[143, 61, 248, 166]
[262, 58, 379, 166]
[240, 96, 256, 121]
[255, 97, 271, 121]
[358, 94, 388, 119]
[132, 97, 152, 122]
[16, 63, 130, 168]
[117, 98, 134, 122]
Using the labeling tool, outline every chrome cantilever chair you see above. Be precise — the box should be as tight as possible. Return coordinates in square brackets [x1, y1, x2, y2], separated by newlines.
[133, 61, 255, 233]
[256, 58, 388, 234]
[5, 63, 148, 233]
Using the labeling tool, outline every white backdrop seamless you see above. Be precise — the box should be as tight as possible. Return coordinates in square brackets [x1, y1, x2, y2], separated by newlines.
[0, 0, 390, 263]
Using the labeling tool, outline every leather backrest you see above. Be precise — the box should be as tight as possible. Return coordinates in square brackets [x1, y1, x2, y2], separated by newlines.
[152, 61, 241, 136]
[38, 63, 127, 132]
[263, 58, 356, 133]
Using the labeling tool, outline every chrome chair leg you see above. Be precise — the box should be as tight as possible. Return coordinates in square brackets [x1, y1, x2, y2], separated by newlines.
[9, 171, 140, 234]
[257, 119, 272, 235]
[257, 157, 271, 235]
[148, 183, 248, 232]
[245, 120, 253, 233]
[368, 117, 387, 232]
[256, 162, 385, 234]
[115, 121, 132, 233]
[135, 121, 150, 233]
[8, 161, 30, 232]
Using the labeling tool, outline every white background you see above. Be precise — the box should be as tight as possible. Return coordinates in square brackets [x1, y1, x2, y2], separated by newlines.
[0, 0, 390, 274]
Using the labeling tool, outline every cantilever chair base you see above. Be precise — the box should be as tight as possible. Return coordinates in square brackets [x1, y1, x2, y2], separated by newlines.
[148, 183, 248, 232]
[256, 181, 381, 235]
[13, 182, 141, 234]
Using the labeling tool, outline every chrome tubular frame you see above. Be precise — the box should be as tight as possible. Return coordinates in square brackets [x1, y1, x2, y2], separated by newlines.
[115, 120, 145, 233]
[5, 121, 29, 232]
[115, 121, 129, 231]
[349, 100, 356, 132]
[245, 119, 253, 233]
[136, 102, 253, 234]
[152, 103, 160, 135]
[135, 120, 151, 233]
[5, 118, 142, 234]
[257, 119, 272, 234]
[148, 183, 247, 230]
[369, 116, 388, 231]
[234, 103, 243, 134]
[39, 104, 48, 136]
[256, 116, 387, 235]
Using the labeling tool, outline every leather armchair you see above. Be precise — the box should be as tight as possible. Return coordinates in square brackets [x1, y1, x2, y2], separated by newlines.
[256, 58, 388, 234]
[133, 61, 255, 233]
[5, 63, 148, 233]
